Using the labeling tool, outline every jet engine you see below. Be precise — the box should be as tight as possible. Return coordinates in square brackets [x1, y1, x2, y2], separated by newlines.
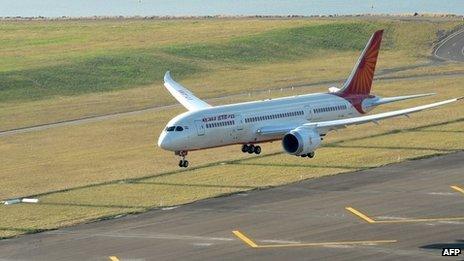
[282, 127, 322, 156]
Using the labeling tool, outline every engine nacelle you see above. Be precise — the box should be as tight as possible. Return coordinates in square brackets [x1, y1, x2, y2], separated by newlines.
[282, 127, 322, 156]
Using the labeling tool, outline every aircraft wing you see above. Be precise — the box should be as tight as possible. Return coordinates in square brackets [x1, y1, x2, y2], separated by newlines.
[307, 97, 461, 132]
[164, 71, 212, 111]
[257, 97, 461, 136]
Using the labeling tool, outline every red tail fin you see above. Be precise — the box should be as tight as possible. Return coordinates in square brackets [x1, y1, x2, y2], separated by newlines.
[338, 30, 383, 97]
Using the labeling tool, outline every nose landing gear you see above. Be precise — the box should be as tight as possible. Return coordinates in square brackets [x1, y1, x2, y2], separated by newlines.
[176, 151, 189, 168]
[241, 144, 261, 155]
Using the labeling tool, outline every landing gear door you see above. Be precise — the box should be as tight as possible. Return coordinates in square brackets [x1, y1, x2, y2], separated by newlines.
[304, 105, 313, 121]
[194, 120, 205, 136]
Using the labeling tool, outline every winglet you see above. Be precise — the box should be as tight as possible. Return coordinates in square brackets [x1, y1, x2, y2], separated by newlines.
[164, 70, 172, 82]
[163, 71, 212, 111]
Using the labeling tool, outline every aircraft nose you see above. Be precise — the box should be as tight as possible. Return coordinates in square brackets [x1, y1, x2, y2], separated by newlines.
[157, 133, 172, 150]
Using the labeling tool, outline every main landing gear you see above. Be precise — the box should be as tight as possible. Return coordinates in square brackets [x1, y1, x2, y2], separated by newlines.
[241, 144, 261, 155]
[176, 150, 189, 168]
[300, 151, 315, 158]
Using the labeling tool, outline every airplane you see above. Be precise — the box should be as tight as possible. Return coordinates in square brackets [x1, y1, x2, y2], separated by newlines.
[157, 29, 462, 168]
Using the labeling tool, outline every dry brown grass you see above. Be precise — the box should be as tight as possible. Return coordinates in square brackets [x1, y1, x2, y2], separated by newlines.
[1, 18, 464, 239]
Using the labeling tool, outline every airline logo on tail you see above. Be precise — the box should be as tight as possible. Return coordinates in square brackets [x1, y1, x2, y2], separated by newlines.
[336, 30, 384, 113]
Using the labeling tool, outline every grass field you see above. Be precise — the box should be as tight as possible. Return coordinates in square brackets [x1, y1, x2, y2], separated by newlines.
[0, 18, 461, 129]
[1, 17, 463, 239]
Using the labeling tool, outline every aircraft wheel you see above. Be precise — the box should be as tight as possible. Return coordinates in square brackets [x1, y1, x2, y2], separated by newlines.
[241, 144, 248, 153]
[179, 159, 189, 168]
[308, 152, 315, 158]
[247, 145, 255, 154]
[301, 154, 307, 157]
[254, 146, 261, 155]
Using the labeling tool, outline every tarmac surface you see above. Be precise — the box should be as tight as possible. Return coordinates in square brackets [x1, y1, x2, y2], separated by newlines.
[1, 151, 463, 260]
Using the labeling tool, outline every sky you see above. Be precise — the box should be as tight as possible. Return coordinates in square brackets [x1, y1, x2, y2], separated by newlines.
[1, 0, 463, 17]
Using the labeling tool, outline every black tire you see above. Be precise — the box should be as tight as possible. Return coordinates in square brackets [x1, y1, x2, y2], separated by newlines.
[241, 144, 248, 153]
[301, 154, 307, 157]
[308, 152, 315, 158]
[247, 145, 255, 154]
[254, 146, 261, 154]
[183, 160, 189, 168]
[179, 160, 184, 167]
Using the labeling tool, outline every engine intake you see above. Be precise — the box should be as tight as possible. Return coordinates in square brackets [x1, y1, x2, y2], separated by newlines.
[282, 127, 321, 156]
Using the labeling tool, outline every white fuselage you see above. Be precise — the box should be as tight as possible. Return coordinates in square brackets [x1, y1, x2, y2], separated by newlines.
[158, 92, 361, 152]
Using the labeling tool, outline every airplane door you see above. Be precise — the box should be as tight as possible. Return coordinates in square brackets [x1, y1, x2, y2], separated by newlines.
[194, 120, 205, 136]
[304, 105, 313, 121]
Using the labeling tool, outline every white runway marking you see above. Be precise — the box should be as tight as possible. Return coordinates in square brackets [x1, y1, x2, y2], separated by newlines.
[427, 192, 455, 196]
[192, 242, 214, 246]
[48, 231, 234, 242]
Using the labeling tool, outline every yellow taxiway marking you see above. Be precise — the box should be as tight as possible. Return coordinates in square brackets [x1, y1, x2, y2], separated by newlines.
[254, 240, 397, 248]
[346, 207, 464, 224]
[109, 256, 120, 261]
[232, 230, 396, 248]
[451, 185, 464, 195]
[375, 217, 464, 223]
[346, 207, 376, 223]
[232, 230, 259, 248]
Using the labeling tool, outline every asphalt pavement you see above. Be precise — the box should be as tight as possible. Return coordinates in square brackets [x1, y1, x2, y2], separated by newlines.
[1, 152, 463, 260]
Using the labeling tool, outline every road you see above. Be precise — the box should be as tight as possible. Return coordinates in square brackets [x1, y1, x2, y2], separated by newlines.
[1, 151, 463, 260]
[434, 29, 464, 62]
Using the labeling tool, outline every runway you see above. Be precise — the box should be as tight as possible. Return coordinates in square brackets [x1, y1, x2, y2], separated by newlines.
[1, 151, 463, 260]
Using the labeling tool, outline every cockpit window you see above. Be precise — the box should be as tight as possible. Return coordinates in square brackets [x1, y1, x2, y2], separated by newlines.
[166, 126, 175, 132]
[175, 126, 184, 131]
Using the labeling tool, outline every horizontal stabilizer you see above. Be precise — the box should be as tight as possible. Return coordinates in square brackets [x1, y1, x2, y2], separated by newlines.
[365, 93, 435, 108]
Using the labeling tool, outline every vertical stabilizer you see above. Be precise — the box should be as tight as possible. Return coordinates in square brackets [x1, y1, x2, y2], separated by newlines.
[338, 30, 383, 97]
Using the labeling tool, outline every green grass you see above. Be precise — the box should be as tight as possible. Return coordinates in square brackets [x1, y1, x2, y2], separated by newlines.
[0, 19, 460, 103]
[0, 51, 200, 102]
[165, 22, 385, 63]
